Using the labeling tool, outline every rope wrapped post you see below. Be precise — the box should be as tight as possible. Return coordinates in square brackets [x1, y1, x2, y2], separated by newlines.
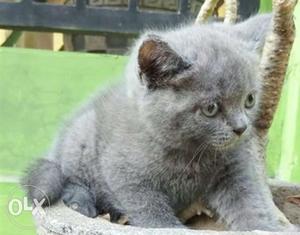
[255, 0, 297, 136]
[195, 0, 238, 24]
[195, 0, 219, 24]
[224, 0, 238, 24]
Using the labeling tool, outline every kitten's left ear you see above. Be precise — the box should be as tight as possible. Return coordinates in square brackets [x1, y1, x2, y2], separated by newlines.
[138, 35, 191, 89]
[232, 14, 272, 55]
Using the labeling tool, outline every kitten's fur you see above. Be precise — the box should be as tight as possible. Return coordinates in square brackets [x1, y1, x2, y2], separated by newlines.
[22, 14, 295, 231]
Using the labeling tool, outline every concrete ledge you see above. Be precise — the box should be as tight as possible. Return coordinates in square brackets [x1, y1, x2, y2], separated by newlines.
[33, 180, 300, 235]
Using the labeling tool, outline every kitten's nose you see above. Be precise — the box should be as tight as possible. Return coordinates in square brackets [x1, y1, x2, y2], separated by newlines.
[233, 125, 247, 136]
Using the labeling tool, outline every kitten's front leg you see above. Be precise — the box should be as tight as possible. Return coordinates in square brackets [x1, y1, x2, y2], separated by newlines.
[206, 158, 295, 231]
[118, 187, 184, 228]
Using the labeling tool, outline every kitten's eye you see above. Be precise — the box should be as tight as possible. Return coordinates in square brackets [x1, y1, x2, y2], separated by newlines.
[245, 93, 255, 109]
[202, 103, 219, 117]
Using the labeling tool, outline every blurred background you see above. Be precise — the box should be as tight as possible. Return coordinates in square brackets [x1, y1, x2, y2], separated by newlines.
[0, 0, 299, 234]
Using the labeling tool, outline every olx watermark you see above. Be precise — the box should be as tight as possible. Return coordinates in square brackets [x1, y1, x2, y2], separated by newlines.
[6, 185, 50, 229]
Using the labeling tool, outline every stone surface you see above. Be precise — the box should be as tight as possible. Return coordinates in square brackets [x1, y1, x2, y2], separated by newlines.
[33, 180, 300, 235]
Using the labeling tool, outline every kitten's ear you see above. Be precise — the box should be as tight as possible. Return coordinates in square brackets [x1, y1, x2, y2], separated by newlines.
[232, 14, 272, 55]
[138, 35, 191, 89]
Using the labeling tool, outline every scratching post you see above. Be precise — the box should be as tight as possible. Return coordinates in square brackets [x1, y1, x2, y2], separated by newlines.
[255, 0, 297, 135]
[195, 0, 219, 23]
[224, 0, 238, 24]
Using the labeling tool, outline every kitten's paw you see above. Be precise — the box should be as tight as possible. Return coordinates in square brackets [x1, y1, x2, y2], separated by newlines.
[62, 184, 98, 218]
[97, 203, 129, 224]
[110, 209, 129, 225]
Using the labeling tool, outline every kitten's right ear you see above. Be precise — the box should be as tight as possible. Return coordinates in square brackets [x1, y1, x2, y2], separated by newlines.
[232, 14, 272, 55]
[138, 35, 191, 90]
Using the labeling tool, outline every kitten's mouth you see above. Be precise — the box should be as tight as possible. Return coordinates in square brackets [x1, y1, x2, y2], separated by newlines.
[212, 142, 235, 151]
[210, 129, 249, 150]
[211, 137, 240, 150]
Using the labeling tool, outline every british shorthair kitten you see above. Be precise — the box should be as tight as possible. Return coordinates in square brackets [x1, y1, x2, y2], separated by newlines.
[22, 14, 297, 231]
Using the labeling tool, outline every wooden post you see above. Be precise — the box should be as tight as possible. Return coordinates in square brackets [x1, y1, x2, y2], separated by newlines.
[195, 0, 219, 24]
[255, 0, 297, 135]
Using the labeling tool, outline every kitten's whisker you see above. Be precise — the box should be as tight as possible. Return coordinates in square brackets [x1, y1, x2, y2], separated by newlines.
[196, 144, 209, 166]
[214, 149, 217, 168]
[178, 142, 207, 180]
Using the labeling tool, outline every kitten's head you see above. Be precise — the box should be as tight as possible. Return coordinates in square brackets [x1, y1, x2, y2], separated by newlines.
[128, 14, 271, 150]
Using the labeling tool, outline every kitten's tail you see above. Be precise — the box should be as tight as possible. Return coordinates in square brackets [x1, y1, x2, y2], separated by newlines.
[21, 158, 65, 207]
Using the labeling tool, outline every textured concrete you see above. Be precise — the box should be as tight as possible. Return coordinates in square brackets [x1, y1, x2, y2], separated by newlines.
[33, 180, 300, 235]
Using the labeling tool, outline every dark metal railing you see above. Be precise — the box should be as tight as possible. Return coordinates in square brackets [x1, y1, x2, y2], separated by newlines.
[0, 0, 192, 35]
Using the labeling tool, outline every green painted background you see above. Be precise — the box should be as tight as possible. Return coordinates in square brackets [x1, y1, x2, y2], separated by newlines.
[0, 48, 127, 176]
[259, 0, 273, 13]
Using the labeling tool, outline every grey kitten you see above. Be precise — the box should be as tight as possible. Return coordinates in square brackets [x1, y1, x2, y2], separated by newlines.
[22, 14, 296, 231]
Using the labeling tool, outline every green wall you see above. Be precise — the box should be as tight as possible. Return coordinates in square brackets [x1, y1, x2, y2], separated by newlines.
[0, 48, 127, 175]
[259, 0, 272, 13]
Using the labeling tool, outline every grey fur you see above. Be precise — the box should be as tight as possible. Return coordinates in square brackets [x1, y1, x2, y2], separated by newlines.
[22, 14, 297, 231]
